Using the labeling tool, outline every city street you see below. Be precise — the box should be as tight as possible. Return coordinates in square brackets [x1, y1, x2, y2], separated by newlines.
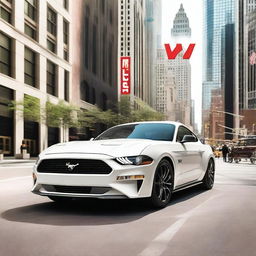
[0, 159, 255, 256]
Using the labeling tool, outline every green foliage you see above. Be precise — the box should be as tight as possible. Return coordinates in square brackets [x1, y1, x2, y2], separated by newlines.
[45, 100, 78, 128]
[9, 95, 164, 132]
[10, 95, 41, 122]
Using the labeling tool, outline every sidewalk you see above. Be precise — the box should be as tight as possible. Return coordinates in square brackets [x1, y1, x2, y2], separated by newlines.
[0, 157, 37, 165]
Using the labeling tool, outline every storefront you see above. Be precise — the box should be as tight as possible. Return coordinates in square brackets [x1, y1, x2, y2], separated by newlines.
[0, 85, 14, 155]
[48, 127, 60, 147]
[24, 120, 39, 156]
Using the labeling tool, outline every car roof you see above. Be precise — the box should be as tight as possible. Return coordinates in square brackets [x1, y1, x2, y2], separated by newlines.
[115, 121, 183, 127]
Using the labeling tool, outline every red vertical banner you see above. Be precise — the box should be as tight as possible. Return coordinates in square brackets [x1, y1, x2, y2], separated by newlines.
[120, 57, 131, 95]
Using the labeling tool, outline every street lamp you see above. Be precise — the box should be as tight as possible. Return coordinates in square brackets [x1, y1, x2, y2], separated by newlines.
[211, 110, 244, 139]
[217, 124, 247, 138]
[212, 110, 244, 119]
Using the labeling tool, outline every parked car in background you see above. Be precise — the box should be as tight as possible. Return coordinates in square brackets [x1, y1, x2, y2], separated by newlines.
[228, 136, 256, 164]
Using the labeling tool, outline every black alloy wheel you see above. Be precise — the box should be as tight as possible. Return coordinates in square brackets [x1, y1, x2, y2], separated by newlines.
[149, 159, 174, 208]
[202, 159, 215, 190]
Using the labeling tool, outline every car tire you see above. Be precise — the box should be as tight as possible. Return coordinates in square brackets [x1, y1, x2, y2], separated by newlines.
[149, 159, 174, 208]
[202, 159, 215, 190]
[250, 158, 256, 164]
[235, 159, 239, 163]
[228, 157, 233, 163]
[48, 196, 73, 203]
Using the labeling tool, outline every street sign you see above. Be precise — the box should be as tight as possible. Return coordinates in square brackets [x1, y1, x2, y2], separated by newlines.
[120, 57, 130, 95]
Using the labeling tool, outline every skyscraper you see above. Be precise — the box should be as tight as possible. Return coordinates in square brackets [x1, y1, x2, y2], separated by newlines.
[238, 0, 256, 110]
[170, 3, 192, 128]
[247, 8, 256, 109]
[171, 4, 191, 37]
[202, 0, 235, 137]
[145, 0, 162, 107]
[72, 0, 118, 139]
[118, 0, 147, 103]
[155, 49, 177, 121]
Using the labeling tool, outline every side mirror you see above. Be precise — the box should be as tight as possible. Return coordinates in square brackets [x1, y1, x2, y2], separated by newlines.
[90, 138, 94, 141]
[181, 135, 197, 143]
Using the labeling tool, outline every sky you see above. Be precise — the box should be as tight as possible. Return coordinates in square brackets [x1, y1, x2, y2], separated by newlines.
[161, 0, 203, 131]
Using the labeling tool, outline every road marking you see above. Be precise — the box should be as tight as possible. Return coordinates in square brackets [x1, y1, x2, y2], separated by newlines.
[138, 195, 218, 256]
[0, 176, 31, 183]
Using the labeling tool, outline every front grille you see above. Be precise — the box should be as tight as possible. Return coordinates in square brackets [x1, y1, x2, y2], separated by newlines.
[37, 159, 112, 174]
[42, 185, 110, 194]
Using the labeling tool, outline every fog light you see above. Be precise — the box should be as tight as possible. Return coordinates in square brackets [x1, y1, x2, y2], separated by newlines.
[117, 175, 144, 181]
[32, 173, 37, 185]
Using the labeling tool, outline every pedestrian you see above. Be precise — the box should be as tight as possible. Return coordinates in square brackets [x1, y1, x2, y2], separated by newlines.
[222, 144, 229, 162]
[20, 140, 28, 154]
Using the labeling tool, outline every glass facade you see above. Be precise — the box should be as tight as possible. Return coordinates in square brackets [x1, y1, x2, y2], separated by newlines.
[202, 0, 235, 111]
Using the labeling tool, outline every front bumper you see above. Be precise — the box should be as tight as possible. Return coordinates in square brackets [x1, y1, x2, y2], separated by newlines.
[32, 153, 156, 199]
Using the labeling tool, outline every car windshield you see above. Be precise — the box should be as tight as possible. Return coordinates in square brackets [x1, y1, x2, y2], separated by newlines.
[95, 123, 175, 141]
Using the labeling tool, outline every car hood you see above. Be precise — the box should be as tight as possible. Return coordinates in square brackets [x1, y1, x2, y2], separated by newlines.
[42, 139, 159, 157]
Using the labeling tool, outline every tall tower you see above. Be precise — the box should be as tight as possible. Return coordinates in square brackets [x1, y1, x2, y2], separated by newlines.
[118, 0, 147, 104]
[170, 4, 192, 128]
[202, 0, 235, 138]
[171, 4, 191, 37]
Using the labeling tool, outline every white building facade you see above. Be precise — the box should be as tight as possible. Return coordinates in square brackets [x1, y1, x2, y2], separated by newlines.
[0, 0, 71, 156]
[170, 4, 192, 128]
[155, 49, 177, 121]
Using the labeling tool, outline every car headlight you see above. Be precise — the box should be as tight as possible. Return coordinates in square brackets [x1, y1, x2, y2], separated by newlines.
[115, 155, 153, 165]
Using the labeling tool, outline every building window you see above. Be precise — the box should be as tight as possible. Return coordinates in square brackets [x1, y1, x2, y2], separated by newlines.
[0, 32, 12, 77]
[63, 19, 69, 61]
[109, 9, 113, 24]
[24, 23, 36, 40]
[0, 1, 12, 24]
[92, 88, 96, 104]
[47, 7, 57, 53]
[80, 81, 90, 102]
[101, 93, 107, 111]
[47, 60, 57, 96]
[24, 0, 37, 21]
[63, 0, 68, 10]
[100, 0, 105, 14]
[47, 7, 57, 36]
[84, 16, 89, 68]
[63, 19, 69, 44]
[24, 47, 36, 87]
[24, 0, 37, 40]
[64, 70, 69, 101]
[108, 42, 112, 86]
[47, 39, 56, 53]
[103, 27, 107, 81]
[92, 24, 97, 74]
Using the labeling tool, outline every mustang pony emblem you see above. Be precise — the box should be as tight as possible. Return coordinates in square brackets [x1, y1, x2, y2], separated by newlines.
[66, 162, 79, 171]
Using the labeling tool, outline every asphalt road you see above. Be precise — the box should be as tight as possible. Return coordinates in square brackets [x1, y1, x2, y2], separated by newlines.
[0, 159, 256, 256]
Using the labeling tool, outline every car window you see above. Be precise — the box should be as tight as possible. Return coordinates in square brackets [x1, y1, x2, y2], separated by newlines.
[95, 123, 176, 141]
[176, 126, 197, 142]
[238, 139, 256, 146]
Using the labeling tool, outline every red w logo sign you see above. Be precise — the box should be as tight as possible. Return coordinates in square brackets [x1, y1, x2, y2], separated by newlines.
[164, 44, 195, 59]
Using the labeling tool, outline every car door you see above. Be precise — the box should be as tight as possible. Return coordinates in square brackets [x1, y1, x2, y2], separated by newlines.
[175, 126, 203, 186]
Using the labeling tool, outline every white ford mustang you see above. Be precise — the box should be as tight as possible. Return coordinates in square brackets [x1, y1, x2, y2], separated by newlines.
[32, 121, 215, 208]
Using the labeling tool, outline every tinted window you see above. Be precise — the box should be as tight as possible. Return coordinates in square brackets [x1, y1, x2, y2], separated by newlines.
[95, 123, 175, 141]
[176, 126, 196, 142]
[238, 139, 256, 146]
